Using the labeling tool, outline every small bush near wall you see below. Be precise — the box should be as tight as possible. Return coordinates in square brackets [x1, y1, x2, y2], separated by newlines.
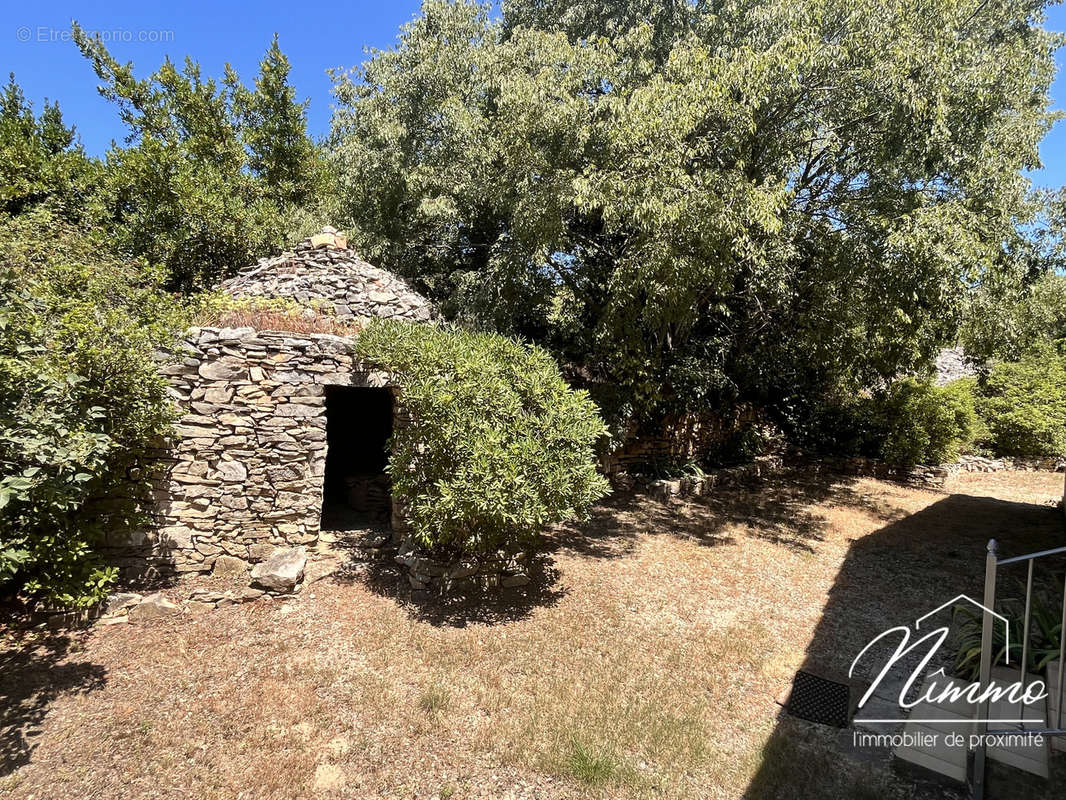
[0, 211, 181, 606]
[355, 319, 610, 557]
[795, 378, 977, 467]
[869, 378, 978, 466]
[976, 349, 1066, 458]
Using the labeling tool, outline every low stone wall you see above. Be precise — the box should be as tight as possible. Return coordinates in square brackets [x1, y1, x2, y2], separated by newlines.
[954, 454, 1066, 473]
[601, 409, 762, 475]
[394, 546, 531, 595]
[642, 453, 1066, 502]
[105, 326, 402, 581]
[643, 456, 786, 501]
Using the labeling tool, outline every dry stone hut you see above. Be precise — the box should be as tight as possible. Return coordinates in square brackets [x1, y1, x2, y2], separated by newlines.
[120, 228, 437, 580]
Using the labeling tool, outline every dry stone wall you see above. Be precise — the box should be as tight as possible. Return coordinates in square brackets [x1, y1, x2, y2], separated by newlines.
[219, 229, 437, 324]
[107, 326, 403, 580]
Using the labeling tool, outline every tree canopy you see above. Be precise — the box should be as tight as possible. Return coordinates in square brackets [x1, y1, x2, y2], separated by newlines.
[0, 73, 97, 220]
[330, 0, 1064, 438]
[74, 26, 328, 291]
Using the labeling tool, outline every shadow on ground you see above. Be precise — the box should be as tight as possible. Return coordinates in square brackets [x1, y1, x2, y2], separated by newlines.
[745, 491, 1066, 799]
[551, 470, 899, 560]
[335, 470, 923, 629]
[0, 628, 107, 777]
[329, 528, 569, 628]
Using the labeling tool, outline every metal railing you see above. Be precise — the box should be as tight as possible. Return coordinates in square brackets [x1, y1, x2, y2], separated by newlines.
[973, 538, 1066, 799]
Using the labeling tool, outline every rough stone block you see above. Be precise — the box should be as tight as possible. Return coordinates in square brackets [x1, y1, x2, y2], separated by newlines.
[128, 592, 181, 622]
[213, 554, 250, 577]
[250, 546, 306, 593]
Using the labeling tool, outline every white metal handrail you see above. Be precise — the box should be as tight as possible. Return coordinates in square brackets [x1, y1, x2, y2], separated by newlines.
[973, 538, 1066, 799]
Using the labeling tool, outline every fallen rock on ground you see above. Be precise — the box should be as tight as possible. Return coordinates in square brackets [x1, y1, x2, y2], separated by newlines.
[128, 592, 180, 622]
[104, 592, 143, 615]
[251, 547, 306, 593]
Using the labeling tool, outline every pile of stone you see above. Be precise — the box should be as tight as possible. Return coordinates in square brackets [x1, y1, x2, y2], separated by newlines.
[394, 543, 531, 595]
[933, 347, 978, 386]
[97, 547, 308, 625]
[957, 454, 1066, 473]
[220, 227, 437, 325]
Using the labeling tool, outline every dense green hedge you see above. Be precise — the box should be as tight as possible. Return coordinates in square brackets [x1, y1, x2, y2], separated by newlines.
[796, 378, 978, 467]
[354, 319, 610, 557]
[870, 378, 978, 466]
[802, 357, 1066, 465]
[976, 349, 1066, 457]
[0, 211, 181, 605]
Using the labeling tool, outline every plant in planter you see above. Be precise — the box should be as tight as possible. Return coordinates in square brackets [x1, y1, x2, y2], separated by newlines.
[354, 319, 610, 591]
[953, 580, 1066, 749]
[953, 579, 1065, 682]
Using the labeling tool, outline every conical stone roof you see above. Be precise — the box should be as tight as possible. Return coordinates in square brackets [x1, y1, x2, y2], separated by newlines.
[220, 227, 437, 324]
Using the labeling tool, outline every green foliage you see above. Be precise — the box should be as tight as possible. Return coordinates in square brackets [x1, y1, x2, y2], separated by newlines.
[564, 734, 619, 785]
[869, 378, 977, 466]
[961, 188, 1066, 362]
[330, 0, 1062, 437]
[73, 25, 328, 291]
[953, 585, 1063, 680]
[0, 210, 181, 605]
[976, 348, 1066, 457]
[229, 35, 324, 207]
[963, 269, 1066, 362]
[795, 378, 977, 465]
[354, 319, 610, 556]
[0, 73, 98, 220]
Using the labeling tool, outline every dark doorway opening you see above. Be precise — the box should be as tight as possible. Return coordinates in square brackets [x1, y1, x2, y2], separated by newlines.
[321, 386, 393, 530]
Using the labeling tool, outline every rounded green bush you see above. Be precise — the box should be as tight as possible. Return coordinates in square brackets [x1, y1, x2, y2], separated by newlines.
[0, 210, 182, 606]
[976, 349, 1066, 457]
[354, 319, 610, 556]
[870, 378, 977, 466]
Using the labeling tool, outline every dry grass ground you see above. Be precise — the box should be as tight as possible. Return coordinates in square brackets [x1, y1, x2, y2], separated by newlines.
[1, 470, 1063, 799]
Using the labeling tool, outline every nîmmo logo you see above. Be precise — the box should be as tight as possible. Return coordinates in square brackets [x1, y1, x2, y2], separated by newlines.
[850, 594, 1046, 724]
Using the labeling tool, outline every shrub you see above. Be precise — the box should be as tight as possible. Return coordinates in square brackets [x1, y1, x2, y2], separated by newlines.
[976, 349, 1066, 457]
[354, 319, 610, 556]
[785, 391, 876, 459]
[869, 378, 977, 466]
[0, 210, 181, 606]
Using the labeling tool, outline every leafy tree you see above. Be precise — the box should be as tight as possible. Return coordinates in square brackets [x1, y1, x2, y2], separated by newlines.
[73, 25, 326, 291]
[330, 0, 1063, 443]
[963, 241, 1066, 362]
[228, 35, 324, 206]
[0, 210, 182, 605]
[354, 319, 610, 556]
[0, 73, 98, 219]
[502, 0, 693, 62]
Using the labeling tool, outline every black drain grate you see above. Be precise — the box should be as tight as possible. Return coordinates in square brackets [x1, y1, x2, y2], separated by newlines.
[784, 670, 851, 728]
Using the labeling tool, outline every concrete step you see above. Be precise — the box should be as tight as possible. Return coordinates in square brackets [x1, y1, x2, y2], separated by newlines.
[890, 670, 1050, 783]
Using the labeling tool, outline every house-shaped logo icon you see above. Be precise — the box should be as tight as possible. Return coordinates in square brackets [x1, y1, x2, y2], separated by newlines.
[914, 594, 1011, 664]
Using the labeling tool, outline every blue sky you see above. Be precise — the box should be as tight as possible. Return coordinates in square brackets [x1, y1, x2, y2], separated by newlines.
[3, 1, 1065, 189]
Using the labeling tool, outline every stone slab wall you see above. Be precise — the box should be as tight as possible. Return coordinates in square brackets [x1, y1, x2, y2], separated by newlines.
[601, 408, 763, 475]
[109, 326, 402, 580]
[220, 234, 438, 324]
